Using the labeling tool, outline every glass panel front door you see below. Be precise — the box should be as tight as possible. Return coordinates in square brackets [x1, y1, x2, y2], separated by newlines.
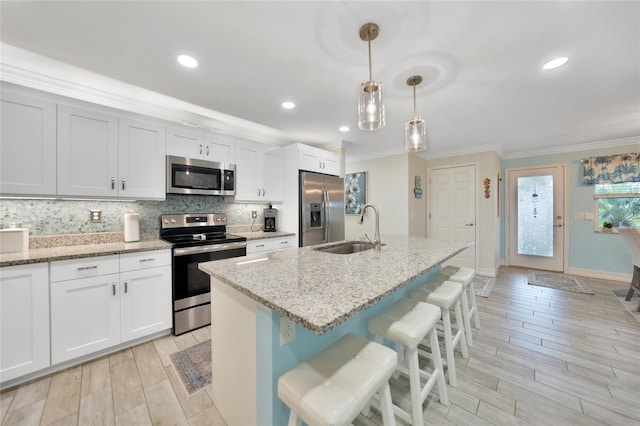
[517, 175, 554, 257]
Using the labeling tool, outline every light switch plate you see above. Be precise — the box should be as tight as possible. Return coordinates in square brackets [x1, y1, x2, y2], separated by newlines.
[280, 317, 296, 346]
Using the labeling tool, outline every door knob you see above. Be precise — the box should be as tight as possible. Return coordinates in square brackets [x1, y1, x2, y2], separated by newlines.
[553, 224, 563, 227]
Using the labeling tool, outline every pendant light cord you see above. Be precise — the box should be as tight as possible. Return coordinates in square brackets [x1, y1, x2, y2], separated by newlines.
[412, 84, 417, 116]
[368, 39, 373, 82]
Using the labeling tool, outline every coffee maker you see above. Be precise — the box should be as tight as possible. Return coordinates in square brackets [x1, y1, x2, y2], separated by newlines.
[264, 204, 277, 232]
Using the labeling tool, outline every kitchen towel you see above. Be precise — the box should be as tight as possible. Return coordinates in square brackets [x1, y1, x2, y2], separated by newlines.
[124, 213, 140, 242]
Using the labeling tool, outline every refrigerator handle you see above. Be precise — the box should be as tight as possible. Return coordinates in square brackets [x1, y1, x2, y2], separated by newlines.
[323, 189, 330, 242]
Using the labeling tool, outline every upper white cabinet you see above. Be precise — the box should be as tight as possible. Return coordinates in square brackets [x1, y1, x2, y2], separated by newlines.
[58, 106, 165, 200]
[235, 141, 283, 202]
[283, 143, 343, 176]
[118, 119, 166, 199]
[57, 105, 119, 198]
[167, 127, 236, 164]
[0, 91, 57, 196]
[0, 263, 50, 383]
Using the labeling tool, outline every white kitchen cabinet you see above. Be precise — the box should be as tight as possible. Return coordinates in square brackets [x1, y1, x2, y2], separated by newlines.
[119, 250, 172, 342]
[50, 250, 171, 364]
[298, 145, 341, 176]
[50, 255, 120, 364]
[0, 91, 57, 196]
[0, 263, 50, 383]
[167, 127, 236, 163]
[235, 141, 283, 202]
[57, 105, 119, 198]
[118, 118, 166, 199]
[246, 236, 295, 255]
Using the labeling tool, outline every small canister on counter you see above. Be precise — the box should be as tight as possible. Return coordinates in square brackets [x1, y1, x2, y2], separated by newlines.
[124, 213, 140, 242]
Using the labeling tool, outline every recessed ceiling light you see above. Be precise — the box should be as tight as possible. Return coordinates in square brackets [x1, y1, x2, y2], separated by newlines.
[177, 54, 198, 68]
[282, 101, 295, 109]
[543, 57, 569, 70]
[339, 126, 350, 132]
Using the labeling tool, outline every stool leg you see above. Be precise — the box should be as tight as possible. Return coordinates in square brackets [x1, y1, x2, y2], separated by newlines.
[460, 287, 474, 347]
[378, 381, 397, 426]
[468, 282, 481, 329]
[454, 300, 469, 359]
[406, 346, 424, 425]
[441, 308, 457, 387]
[429, 328, 449, 406]
[288, 411, 302, 426]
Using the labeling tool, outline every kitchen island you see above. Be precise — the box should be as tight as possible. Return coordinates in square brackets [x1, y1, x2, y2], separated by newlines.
[199, 235, 472, 425]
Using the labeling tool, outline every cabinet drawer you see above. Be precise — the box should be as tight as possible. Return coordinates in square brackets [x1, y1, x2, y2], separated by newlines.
[50, 255, 119, 282]
[271, 237, 295, 251]
[120, 250, 171, 272]
[246, 240, 270, 254]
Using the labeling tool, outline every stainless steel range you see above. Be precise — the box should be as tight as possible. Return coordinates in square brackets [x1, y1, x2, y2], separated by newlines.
[160, 213, 247, 335]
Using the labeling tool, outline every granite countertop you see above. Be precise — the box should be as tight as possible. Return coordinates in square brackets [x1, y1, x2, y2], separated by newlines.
[199, 235, 472, 334]
[0, 239, 171, 267]
[232, 231, 295, 241]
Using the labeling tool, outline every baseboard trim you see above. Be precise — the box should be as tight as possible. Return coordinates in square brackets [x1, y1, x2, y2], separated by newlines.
[478, 266, 499, 278]
[568, 267, 631, 283]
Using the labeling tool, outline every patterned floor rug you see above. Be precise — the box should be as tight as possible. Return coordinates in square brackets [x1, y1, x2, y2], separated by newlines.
[527, 270, 594, 294]
[612, 289, 640, 321]
[473, 275, 495, 298]
[170, 339, 211, 395]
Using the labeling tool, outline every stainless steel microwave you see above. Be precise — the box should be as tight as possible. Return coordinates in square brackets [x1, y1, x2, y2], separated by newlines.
[166, 155, 236, 196]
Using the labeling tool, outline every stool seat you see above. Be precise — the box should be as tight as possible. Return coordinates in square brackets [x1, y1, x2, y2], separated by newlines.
[414, 281, 463, 309]
[278, 333, 397, 426]
[369, 298, 441, 349]
[448, 267, 475, 287]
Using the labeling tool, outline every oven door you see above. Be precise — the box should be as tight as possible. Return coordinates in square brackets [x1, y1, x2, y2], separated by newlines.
[172, 241, 247, 310]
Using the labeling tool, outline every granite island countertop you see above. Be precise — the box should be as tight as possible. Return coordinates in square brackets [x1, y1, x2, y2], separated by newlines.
[230, 230, 295, 241]
[199, 234, 472, 334]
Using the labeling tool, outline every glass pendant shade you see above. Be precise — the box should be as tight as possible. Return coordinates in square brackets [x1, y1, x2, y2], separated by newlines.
[405, 116, 427, 152]
[358, 80, 385, 130]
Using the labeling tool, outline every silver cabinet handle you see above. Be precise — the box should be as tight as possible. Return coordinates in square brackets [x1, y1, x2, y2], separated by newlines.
[465, 223, 474, 226]
[206, 145, 210, 156]
[199, 144, 203, 155]
[280, 241, 288, 245]
[139, 258, 155, 263]
[124, 281, 128, 293]
[121, 178, 125, 191]
[111, 177, 116, 190]
[255, 244, 265, 248]
[257, 188, 261, 196]
[112, 283, 116, 296]
[77, 265, 98, 271]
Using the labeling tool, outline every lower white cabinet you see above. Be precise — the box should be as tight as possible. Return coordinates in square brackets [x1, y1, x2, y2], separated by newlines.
[246, 236, 295, 255]
[0, 263, 50, 382]
[50, 250, 171, 364]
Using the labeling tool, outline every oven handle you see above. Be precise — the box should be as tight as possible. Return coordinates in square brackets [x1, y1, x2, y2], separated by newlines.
[173, 241, 247, 256]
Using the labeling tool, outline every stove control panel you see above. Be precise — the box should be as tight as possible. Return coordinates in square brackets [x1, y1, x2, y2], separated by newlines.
[161, 213, 227, 229]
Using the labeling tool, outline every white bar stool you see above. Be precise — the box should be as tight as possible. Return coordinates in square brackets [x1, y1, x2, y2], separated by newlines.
[447, 267, 480, 346]
[277, 333, 397, 426]
[368, 299, 449, 425]
[411, 280, 469, 387]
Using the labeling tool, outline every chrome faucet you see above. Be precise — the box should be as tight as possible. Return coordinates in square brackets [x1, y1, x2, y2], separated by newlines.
[358, 203, 381, 251]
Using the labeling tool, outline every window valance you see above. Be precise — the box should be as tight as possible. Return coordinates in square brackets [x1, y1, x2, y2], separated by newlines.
[582, 152, 640, 184]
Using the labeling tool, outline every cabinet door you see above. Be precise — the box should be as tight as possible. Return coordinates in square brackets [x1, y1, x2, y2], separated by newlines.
[50, 273, 120, 364]
[263, 149, 283, 202]
[321, 153, 340, 176]
[57, 105, 118, 197]
[205, 133, 236, 163]
[120, 265, 171, 342]
[166, 127, 205, 159]
[235, 142, 261, 201]
[1, 91, 57, 196]
[119, 119, 166, 199]
[0, 263, 50, 383]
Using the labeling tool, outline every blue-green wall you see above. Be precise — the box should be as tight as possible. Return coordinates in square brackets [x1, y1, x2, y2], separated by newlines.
[501, 142, 638, 275]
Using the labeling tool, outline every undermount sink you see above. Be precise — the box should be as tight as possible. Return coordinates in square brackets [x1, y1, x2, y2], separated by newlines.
[314, 241, 384, 254]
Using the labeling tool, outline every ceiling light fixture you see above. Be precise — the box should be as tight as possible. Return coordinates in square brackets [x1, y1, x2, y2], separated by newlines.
[281, 101, 295, 109]
[543, 56, 568, 70]
[339, 126, 350, 132]
[177, 54, 198, 68]
[357, 23, 385, 131]
[405, 75, 427, 152]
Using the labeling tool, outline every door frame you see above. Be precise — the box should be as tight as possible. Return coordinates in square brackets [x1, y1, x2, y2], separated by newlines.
[427, 162, 479, 272]
[505, 163, 569, 272]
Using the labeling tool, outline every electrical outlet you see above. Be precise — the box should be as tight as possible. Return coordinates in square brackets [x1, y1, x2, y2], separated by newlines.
[280, 317, 296, 346]
[90, 210, 102, 223]
[251, 210, 258, 219]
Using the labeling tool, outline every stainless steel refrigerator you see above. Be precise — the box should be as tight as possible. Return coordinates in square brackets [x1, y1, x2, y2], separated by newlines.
[299, 171, 345, 247]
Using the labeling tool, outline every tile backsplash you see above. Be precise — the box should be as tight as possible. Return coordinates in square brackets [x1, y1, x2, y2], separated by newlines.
[0, 195, 272, 236]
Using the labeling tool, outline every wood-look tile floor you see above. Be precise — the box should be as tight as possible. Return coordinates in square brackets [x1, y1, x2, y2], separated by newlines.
[2, 267, 639, 425]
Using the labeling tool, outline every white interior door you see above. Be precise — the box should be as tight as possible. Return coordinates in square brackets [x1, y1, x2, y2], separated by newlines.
[429, 165, 477, 269]
[507, 165, 565, 271]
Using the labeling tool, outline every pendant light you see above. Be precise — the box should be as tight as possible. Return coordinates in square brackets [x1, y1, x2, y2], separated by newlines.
[405, 75, 427, 152]
[358, 23, 385, 131]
